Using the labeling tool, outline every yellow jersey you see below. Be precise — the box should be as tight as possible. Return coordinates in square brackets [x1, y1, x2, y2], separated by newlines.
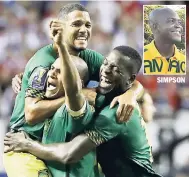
[144, 40, 186, 75]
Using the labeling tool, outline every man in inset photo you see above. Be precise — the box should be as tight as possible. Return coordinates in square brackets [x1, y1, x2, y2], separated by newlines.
[144, 5, 186, 75]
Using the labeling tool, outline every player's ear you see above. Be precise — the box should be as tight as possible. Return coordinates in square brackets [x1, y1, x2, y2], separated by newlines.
[128, 74, 136, 85]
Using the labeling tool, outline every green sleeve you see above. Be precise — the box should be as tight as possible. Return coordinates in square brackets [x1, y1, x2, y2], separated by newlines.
[84, 106, 124, 146]
[79, 49, 104, 81]
[66, 101, 95, 134]
[25, 66, 49, 98]
[24, 44, 56, 86]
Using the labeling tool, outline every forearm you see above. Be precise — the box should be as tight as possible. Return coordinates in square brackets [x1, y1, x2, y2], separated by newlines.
[25, 134, 95, 164]
[58, 44, 84, 111]
[25, 140, 66, 163]
[25, 97, 65, 124]
[130, 80, 144, 100]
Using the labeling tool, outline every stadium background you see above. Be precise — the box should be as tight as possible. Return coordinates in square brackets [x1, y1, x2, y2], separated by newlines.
[0, 1, 188, 177]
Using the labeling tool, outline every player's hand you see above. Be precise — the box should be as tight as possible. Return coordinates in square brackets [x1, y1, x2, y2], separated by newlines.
[110, 90, 137, 123]
[12, 73, 23, 94]
[82, 88, 97, 106]
[49, 20, 65, 45]
[4, 131, 31, 153]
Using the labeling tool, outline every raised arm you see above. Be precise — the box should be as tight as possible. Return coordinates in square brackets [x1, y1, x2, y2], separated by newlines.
[54, 29, 85, 111]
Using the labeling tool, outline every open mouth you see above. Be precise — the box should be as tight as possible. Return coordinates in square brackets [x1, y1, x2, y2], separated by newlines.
[47, 81, 57, 91]
[76, 36, 88, 42]
[100, 75, 112, 88]
[171, 31, 181, 35]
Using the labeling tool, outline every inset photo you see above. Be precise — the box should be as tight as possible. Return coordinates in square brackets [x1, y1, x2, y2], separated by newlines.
[143, 5, 186, 75]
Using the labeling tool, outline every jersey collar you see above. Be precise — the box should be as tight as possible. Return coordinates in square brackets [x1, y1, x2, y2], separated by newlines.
[149, 40, 179, 60]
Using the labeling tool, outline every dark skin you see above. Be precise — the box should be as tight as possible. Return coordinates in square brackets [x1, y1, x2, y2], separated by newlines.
[12, 10, 144, 123]
[149, 8, 183, 58]
[4, 49, 139, 164]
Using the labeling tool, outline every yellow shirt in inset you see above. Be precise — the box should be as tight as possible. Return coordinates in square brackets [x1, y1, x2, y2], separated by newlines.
[144, 41, 186, 75]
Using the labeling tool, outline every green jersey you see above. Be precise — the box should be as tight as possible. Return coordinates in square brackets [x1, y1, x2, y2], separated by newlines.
[9, 44, 103, 140]
[85, 94, 159, 177]
[42, 102, 97, 177]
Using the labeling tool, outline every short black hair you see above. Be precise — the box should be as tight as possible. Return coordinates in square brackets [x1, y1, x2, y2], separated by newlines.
[58, 3, 88, 20]
[113, 46, 142, 73]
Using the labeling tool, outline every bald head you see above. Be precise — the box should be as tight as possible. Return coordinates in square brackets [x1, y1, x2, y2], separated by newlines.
[149, 8, 182, 43]
[149, 8, 178, 24]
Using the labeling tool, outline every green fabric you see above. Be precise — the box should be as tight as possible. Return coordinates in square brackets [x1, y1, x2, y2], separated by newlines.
[85, 94, 158, 177]
[79, 49, 103, 81]
[42, 102, 97, 177]
[10, 44, 57, 140]
[9, 45, 104, 140]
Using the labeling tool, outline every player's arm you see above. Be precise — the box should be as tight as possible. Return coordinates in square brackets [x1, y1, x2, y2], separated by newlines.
[25, 97, 65, 125]
[25, 76, 95, 125]
[55, 29, 85, 113]
[24, 67, 65, 125]
[110, 80, 144, 122]
[4, 131, 96, 164]
[4, 109, 122, 164]
[81, 49, 144, 122]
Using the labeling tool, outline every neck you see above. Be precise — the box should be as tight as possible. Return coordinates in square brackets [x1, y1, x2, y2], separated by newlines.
[100, 84, 132, 102]
[53, 43, 80, 56]
[154, 38, 175, 58]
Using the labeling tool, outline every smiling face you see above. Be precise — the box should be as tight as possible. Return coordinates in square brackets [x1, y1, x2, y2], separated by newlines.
[155, 8, 183, 43]
[99, 50, 133, 95]
[63, 10, 92, 52]
[45, 59, 65, 99]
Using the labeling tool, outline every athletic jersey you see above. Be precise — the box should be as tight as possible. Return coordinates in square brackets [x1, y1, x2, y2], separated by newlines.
[144, 40, 185, 75]
[85, 94, 160, 177]
[9, 44, 103, 140]
[42, 102, 96, 177]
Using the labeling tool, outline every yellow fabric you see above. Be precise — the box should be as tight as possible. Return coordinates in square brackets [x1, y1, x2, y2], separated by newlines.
[3, 151, 51, 177]
[144, 40, 186, 75]
[66, 100, 87, 118]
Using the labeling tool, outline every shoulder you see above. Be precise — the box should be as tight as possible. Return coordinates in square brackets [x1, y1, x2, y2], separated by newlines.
[26, 44, 56, 67]
[97, 105, 118, 124]
[25, 44, 56, 76]
[30, 66, 49, 79]
[79, 48, 104, 60]
[100, 105, 117, 116]
[27, 66, 49, 90]
[29, 44, 54, 60]
[127, 108, 142, 126]
[178, 51, 186, 61]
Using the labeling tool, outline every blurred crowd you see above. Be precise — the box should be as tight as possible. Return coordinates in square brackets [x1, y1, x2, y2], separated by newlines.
[0, 1, 188, 177]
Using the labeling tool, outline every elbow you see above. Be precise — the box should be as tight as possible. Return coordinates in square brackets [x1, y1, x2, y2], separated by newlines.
[60, 152, 80, 164]
[25, 106, 38, 125]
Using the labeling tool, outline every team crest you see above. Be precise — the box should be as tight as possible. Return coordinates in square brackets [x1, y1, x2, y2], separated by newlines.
[30, 67, 48, 90]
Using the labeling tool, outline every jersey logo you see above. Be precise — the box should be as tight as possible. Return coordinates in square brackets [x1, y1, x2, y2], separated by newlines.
[30, 67, 48, 90]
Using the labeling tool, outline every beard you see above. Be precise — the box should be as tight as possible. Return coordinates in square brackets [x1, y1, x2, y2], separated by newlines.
[69, 43, 86, 53]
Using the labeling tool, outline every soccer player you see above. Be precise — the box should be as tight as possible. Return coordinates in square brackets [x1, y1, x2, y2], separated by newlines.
[5, 46, 161, 177]
[4, 25, 97, 176]
[4, 3, 142, 176]
[144, 7, 185, 74]
[11, 3, 144, 126]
